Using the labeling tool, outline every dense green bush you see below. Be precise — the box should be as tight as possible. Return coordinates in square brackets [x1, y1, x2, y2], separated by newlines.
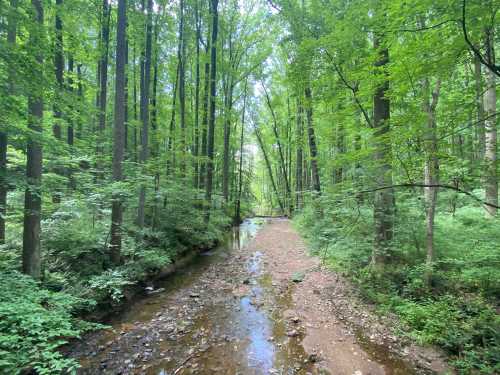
[0, 179, 232, 373]
[0, 272, 98, 374]
[295, 197, 500, 374]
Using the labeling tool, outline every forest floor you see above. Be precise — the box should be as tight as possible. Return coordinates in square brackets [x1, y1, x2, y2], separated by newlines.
[68, 218, 451, 374]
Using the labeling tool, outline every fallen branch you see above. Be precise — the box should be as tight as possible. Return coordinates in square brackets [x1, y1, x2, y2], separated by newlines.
[173, 354, 195, 375]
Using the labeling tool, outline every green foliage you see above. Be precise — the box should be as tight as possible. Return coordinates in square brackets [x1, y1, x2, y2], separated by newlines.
[0, 272, 98, 375]
[295, 199, 500, 374]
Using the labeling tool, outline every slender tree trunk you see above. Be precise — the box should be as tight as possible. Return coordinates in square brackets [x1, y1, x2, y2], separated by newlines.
[255, 127, 284, 213]
[76, 63, 83, 139]
[124, 38, 129, 156]
[304, 85, 321, 194]
[167, 63, 179, 176]
[222, 80, 234, 202]
[178, 0, 187, 175]
[67, 55, 74, 146]
[98, 0, 110, 153]
[474, 56, 485, 160]
[137, 0, 153, 228]
[205, 0, 219, 221]
[193, 0, 201, 188]
[235, 80, 248, 224]
[295, 98, 303, 210]
[53, 0, 64, 140]
[423, 78, 441, 281]
[484, 29, 497, 217]
[372, 38, 394, 267]
[262, 82, 292, 211]
[0, 0, 17, 243]
[199, 29, 210, 190]
[110, 0, 127, 265]
[133, 41, 138, 162]
[23, 0, 44, 279]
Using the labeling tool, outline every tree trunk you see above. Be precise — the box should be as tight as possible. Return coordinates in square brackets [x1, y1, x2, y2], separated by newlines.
[204, 0, 219, 222]
[110, 0, 127, 265]
[262, 82, 293, 211]
[423, 78, 441, 281]
[178, 0, 187, 176]
[23, 0, 44, 279]
[255, 126, 284, 213]
[76, 63, 83, 139]
[167, 63, 179, 176]
[235, 80, 248, 224]
[193, 0, 201, 188]
[98, 0, 110, 151]
[199, 27, 211, 190]
[304, 85, 321, 194]
[484, 29, 497, 217]
[53, 0, 64, 140]
[137, 0, 153, 228]
[222, 80, 234, 203]
[372, 38, 394, 267]
[474, 56, 485, 160]
[295, 98, 304, 210]
[0, 0, 17, 244]
[67, 55, 74, 146]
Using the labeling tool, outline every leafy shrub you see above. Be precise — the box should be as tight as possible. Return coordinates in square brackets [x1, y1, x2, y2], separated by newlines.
[87, 269, 134, 303]
[0, 272, 97, 374]
[294, 198, 500, 374]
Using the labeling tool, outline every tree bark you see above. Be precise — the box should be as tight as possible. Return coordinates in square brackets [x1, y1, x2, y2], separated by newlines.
[178, 0, 187, 176]
[372, 38, 394, 267]
[262, 82, 292, 211]
[199, 25, 211, 190]
[484, 28, 497, 217]
[193, 0, 201, 188]
[205, 0, 219, 221]
[235, 80, 248, 224]
[474, 55, 485, 160]
[23, 0, 44, 279]
[137, 0, 153, 228]
[295, 98, 304, 210]
[0, 0, 17, 244]
[304, 85, 321, 194]
[423, 78, 441, 280]
[97, 0, 110, 150]
[110, 0, 127, 265]
[67, 55, 74, 146]
[53, 0, 64, 140]
[254, 126, 284, 213]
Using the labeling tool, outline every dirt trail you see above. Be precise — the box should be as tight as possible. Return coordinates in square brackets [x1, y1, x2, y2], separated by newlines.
[68, 218, 449, 374]
[252, 219, 450, 375]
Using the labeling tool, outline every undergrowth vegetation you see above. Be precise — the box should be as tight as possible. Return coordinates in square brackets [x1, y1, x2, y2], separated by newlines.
[0, 180, 234, 374]
[295, 192, 500, 374]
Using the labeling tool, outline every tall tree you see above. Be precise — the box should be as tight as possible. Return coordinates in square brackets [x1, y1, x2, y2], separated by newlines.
[97, 0, 110, 155]
[137, 0, 153, 228]
[0, 0, 17, 243]
[53, 0, 64, 140]
[204, 0, 219, 221]
[304, 85, 321, 194]
[371, 36, 394, 268]
[23, 0, 44, 279]
[110, 0, 128, 264]
[483, 28, 497, 217]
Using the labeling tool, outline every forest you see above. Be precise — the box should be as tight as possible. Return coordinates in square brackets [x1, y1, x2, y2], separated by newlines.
[0, 0, 499, 374]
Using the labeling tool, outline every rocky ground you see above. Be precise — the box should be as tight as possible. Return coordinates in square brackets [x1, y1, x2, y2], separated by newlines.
[68, 218, 451, 375]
